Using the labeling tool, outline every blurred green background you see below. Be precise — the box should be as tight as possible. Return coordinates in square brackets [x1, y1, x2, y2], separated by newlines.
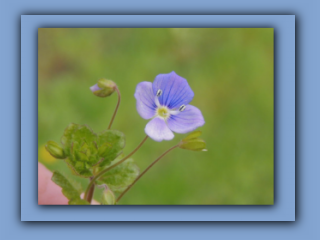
[38, 28, 273, 205]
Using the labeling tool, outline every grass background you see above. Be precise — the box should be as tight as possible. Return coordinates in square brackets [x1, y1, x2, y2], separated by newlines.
[38, 28, 273, 205]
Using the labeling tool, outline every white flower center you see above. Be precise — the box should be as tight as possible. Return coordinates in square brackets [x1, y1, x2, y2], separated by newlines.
[156, 106, 170, 120]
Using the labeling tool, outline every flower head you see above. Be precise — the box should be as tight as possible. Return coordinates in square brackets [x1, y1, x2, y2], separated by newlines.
[134, 71, 205, 141]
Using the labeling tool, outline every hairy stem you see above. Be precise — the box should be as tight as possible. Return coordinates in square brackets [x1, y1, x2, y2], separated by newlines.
[84, 135, 149, 200]
[85, 177, 95, 203]
[116, 144, 179, 203]
[108, 87, 121, 130]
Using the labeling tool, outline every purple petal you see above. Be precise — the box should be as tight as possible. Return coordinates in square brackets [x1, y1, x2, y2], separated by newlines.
[152, 71, 194, 109]
[167, 105, 205, 134]
[134, 82, 157, 119]
[90, 84, 101, 92]
[145, 117, 174, 142]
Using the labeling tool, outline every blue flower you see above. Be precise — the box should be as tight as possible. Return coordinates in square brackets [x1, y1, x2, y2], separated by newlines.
[134, 71, 205, 142]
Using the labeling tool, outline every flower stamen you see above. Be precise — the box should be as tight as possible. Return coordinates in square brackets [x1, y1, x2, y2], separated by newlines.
[156, 106, 170, 120]
[156, 89, 162, 97]
[179, 105, 186, 112]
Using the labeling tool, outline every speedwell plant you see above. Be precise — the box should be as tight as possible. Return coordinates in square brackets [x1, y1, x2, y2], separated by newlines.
[45, 71, 206, 205]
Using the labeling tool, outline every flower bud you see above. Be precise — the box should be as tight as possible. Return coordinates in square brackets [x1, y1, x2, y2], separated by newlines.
[179, 139, 206, 151]
[101, 188, 116, 205]
[182, 130, 202, 141]
[179, 131, 207, 151]
[90, 79, 117, 97]
[45, 141, 67, 159]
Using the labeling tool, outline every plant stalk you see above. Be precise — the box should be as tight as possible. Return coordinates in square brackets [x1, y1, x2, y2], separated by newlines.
[108, 86, 121, 130]
[116, 144, 179, 203]
[84, 135, 149, 200]
[85, 177, 95, 203]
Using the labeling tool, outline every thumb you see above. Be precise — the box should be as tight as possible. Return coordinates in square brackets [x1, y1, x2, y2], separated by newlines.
[38, 162, 69, 205]
[38, 162, 100, 205]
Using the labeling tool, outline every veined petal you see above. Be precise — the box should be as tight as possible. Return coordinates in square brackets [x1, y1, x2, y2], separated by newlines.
[145, 117, 174, 142]
[152, 71, 194, 109]
[167, 105, 205, 134]
[134, 82, 157, 119]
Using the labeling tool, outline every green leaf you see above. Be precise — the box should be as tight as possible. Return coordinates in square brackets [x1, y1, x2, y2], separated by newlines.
[57, 123, 126, 179]
[59, 124, 99, 177]
[72, 125, 97, 145]
[97, 156, 139, 192]
[51, 171, 82, 200]
[64, 159, 92, 178]
[71, 125, 98, 165]
[97, 130, 125, 167]
[60, 123, 80, 153]
[68, 198, 90, 205]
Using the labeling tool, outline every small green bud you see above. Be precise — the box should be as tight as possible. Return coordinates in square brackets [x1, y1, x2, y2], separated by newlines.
[179, 139, 206, 151]
[182, 130, 202, 141]
[101, 188, 116, 205]
[179, 131, 207, 151]
[45, 141, 66, 159]
[90, 78, 117, 97]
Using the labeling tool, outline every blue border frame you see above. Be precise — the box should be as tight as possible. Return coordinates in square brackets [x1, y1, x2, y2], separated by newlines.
[21, 15, 295, 221]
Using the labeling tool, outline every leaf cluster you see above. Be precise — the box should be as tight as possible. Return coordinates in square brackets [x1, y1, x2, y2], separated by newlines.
[47, 123, 140, 204]
[58, 123, 126, 177]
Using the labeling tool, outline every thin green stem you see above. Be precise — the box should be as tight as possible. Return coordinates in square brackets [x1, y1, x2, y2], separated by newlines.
[84, 135, 149, 200]
[108, 87, 121, 130]
[116, 144, 179, 203]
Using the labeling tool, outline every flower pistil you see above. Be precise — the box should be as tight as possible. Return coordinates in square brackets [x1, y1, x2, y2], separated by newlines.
[156, 106, 170, 120]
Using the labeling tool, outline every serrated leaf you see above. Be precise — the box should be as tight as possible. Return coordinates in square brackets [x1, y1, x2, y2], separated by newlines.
[72, 125, 97, 145]
[51, 171, 82, 200]
[71, 126, 98, 165]
[60, 123, 80, 153]
[98, 142, 112, 157]
[68, 198, 90, 205]
[58, 123, 126, 179]
[97, 157, 139, 192]
[97, 130, 125, 167]
[59, 123, 100, 177]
